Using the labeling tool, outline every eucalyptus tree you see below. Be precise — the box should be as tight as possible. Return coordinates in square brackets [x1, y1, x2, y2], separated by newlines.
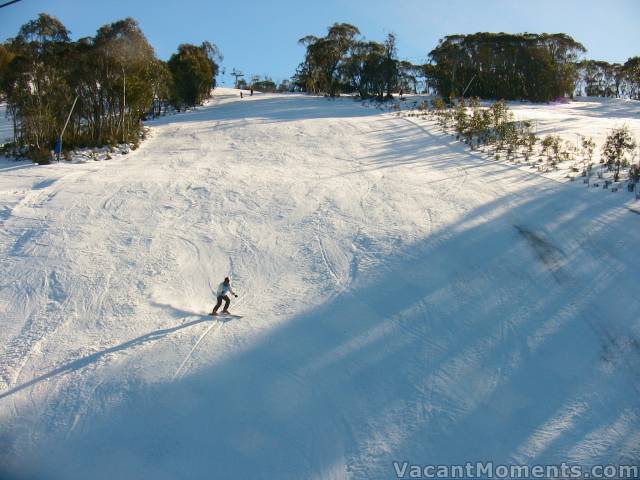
[427, 32, 586, 101]
[578, 60, 623, 97]
[397, 60, 420, 94]
[380, 33, 399, 98]
[92, 17, 157, 143]
[168, 42, 220, 109]
[2, 12, 218, 159]
[0, 44, 15, 99]
[3, 13, 71, 151]
[342, 40, 386, 99]
[623, 57, 640, 99]
[297, 23, 360, 96]
[252, 77, 277, 92]
[295, 24, 410, 99]
[601, 126, 637, 181]
[149, 59, 173, 118]
[579, 135, 595, 173]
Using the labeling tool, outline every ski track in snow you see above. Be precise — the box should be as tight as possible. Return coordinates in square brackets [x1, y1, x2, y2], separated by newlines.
[172, 319, 224, 381]
[1, 90, 640, 479]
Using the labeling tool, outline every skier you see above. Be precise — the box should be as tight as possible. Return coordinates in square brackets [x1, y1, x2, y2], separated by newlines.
[211, 277, 238, 315]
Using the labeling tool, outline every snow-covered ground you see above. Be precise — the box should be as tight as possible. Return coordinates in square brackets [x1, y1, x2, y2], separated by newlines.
[1, 89, 639, 479]
[395, 95, 640, 184]
[508, 96, 640, 142]
[496, 97, 640, 180]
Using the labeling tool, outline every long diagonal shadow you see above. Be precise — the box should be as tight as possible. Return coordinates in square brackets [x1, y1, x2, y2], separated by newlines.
[0, 317, 211, 400]
[3, 180, 638, 479]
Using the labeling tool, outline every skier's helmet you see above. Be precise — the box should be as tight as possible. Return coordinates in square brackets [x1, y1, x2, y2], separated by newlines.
[224, 277, 230, 283]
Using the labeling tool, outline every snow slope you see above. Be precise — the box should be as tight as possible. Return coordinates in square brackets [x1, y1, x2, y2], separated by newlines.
[1, 89, 639, 479]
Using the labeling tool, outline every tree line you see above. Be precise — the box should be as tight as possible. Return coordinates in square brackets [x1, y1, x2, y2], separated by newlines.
[232, 72, 292, 94]
[2, 15, 638, 161]
[427, 33, 585, 102]
[577, 58, 640, 99]
[293, 23, 421, 100]
[293, 25, 640, 103]
[0, 13, 221, 161]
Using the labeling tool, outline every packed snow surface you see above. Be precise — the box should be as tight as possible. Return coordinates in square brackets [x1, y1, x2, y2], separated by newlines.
[1, 89, 639, 479]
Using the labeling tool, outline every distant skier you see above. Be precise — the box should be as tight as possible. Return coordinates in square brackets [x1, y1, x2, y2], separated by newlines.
[250, 87, 254, 96]
[211, 277, 238, 315]
[240, 91, 244, 99]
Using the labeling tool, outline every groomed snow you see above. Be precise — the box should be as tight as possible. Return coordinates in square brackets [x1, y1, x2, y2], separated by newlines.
[1, 88, 639, 479]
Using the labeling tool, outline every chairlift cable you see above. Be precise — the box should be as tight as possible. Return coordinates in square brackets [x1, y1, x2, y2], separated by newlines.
[0, 0, 23, 9]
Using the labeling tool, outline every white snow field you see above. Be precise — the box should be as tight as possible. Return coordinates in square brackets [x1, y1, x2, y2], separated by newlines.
[1, 89, 639, 479]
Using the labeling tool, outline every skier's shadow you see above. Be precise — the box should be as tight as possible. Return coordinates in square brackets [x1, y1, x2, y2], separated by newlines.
[0, 311, 210, 400]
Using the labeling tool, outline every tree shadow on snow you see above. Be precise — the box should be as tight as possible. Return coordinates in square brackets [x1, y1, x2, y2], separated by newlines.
[3, 174, 640, 480]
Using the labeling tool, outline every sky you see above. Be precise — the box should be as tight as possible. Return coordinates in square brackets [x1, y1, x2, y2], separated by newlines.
[1, 0, 639, 86]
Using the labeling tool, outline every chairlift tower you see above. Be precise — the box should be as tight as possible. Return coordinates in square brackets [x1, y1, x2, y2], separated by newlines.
[231, 69, 244, 89]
